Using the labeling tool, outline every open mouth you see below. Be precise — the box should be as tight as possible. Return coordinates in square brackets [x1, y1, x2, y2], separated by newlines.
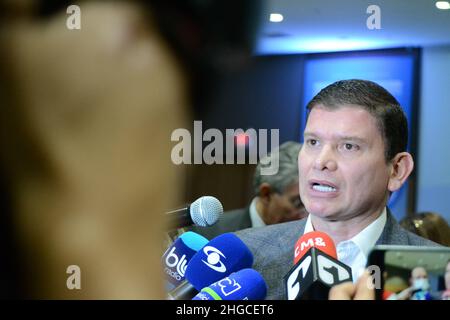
[311, 182, 337, 193]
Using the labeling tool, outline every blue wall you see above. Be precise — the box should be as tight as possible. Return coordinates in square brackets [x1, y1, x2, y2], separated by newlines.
[417, 46, 450, 223]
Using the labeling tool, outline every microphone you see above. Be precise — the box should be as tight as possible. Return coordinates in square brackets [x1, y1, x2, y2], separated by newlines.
[167, 233, 254, 300]
[165, 196, 223, 229]
[192, 268, 267, 300]
[294, 231, 337, 264]
[284, 231, 352, 300]
[162, 231, 209, 291]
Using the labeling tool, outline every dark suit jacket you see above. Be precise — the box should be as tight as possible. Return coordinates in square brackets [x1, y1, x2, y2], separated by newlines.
[235, 208, 440, 300]
[189, 207, 252, 240]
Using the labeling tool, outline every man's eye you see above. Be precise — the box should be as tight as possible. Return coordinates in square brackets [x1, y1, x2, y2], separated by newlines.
[343, 143, 358, 151]
[307, 139, 318, 146]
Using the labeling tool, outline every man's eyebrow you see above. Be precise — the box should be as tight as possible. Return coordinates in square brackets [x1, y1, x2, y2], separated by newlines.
[338, 136, 367, 144]
[303, 132, 367, 144]
[303, 132, 318, 138]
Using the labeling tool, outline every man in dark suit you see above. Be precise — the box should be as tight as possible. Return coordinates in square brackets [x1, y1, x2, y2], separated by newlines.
[190, 141, 308, 240]
[235, 79, 440, 299]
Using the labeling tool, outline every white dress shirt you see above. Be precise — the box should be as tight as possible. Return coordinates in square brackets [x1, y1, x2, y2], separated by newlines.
[249, 197, 266, 228]
[304, 208, 387, 282]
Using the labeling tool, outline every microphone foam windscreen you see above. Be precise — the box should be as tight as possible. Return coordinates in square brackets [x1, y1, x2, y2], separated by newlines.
[163, 232, 209, 288]
[193, 268, 267, 300]
[190, 196, 223, 227]
[185, 233, 253, 290]
[294, 231, 337, 264]
[180, 231, 209, 251]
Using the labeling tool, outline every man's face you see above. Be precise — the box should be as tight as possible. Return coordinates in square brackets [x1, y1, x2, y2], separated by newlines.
[411, 267, 428, 280]
[298, 105, 392, 221]
[265, 182, 307, 224]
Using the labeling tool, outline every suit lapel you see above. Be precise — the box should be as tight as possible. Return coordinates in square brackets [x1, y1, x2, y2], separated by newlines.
[271, 218, 307, 299]
[238, 207, 252, 230]
[375, 207, 405, 245]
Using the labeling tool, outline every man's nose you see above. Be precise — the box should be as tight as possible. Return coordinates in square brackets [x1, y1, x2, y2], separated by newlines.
[313, 144, 337, 171]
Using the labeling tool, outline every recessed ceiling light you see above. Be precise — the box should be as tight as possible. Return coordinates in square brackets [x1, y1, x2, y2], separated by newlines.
[270, 13, 284, 22]
[436, 1, 450, 10]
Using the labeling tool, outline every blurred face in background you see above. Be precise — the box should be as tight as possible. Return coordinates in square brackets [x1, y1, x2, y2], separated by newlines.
[262, 182, 307, 224]
[410, 267, 430, 291]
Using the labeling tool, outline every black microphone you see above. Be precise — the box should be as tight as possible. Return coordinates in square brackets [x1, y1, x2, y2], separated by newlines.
[284, 231, 353, 300]
[165, 196, 223, 229]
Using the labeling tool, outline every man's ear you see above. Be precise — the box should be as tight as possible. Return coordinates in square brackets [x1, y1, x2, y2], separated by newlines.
[258, 183, 273, 205]
[387, 152, 414, 192]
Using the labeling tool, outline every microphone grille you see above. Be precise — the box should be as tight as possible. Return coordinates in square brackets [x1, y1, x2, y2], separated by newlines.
[190, 196, 223, 227]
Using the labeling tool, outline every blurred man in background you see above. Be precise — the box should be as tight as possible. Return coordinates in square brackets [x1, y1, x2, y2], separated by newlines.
[392, 267, 434, 300]
[190, 141, 307, 239]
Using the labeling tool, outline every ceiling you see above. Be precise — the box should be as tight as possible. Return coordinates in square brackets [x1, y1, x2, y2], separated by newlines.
[255, 0, 450, 55]
[385, 250, 450, 274]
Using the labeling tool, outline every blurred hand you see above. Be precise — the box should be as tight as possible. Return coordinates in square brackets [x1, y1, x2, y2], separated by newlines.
[329, 271, 375, 300]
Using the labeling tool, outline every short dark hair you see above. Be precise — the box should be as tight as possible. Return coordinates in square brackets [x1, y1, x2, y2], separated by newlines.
[253, 141, 302, 195]
[306, 79, 408, 161]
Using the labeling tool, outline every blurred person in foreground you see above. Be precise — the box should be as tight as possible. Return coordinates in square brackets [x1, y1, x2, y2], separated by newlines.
[400, 211, 450, 247]
[190, 141, 307, 239]
[0, 0, 259, 299]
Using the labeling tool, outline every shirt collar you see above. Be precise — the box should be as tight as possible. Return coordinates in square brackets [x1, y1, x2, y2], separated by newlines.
[350, 207, 387, 258]
[304, 214, 314, 233]
[303, 207, 387, 258]
[249, 197, 266, 228]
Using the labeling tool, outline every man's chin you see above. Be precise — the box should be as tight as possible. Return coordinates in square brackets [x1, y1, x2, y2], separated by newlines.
[312, 213, 339, 221]
[306, 205, 341, 221]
